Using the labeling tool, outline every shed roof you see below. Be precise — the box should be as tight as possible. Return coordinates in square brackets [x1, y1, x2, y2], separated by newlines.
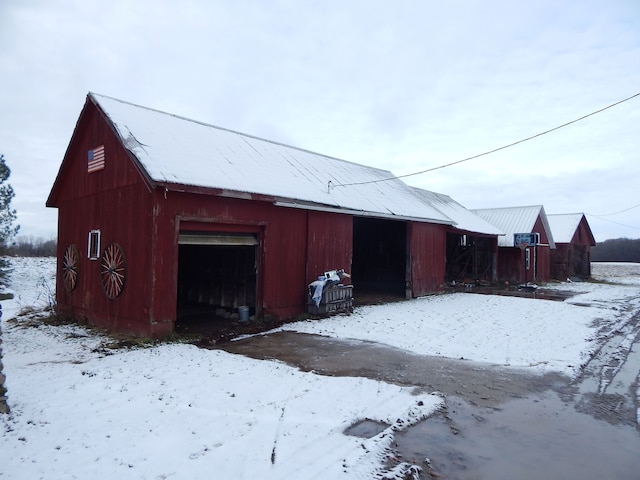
[89, 93, 453, 225]
[547, 213, 594, 244]
[412, 189, 504, 236]
[472, 205, 555, 248]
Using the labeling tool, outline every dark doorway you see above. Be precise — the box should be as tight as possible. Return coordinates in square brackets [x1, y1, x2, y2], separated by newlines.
[573, 245, 591, 278]
[446, 234, 495, 284]
[352, 217, 407, 297]
[175, 235, 257, 333]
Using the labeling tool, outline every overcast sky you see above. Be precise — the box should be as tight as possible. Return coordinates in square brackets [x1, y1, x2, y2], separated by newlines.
[1, 0, 639, 242]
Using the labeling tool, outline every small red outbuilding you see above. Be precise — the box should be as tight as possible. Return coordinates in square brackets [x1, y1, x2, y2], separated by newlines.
[548, 213, 596, 280]
[472, 205, 556, 285]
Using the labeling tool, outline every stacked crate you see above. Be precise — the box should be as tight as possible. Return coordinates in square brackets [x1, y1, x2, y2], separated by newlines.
[307, 285, 353, 316]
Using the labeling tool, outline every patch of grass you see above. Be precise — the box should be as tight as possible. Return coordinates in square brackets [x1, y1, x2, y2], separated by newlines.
[37, 311, 79, 326]
[586, 278, 620, 286]
[100, 334, 156, 350]
[7, 307, 297, 352]
[6, 309, 157, 351]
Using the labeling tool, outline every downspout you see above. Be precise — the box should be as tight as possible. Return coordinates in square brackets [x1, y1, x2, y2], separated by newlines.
[492, 241, 498, 283]
[473, 238, 478, 281]
[304, 210, 310, 310]
[405, 222, 412, 299]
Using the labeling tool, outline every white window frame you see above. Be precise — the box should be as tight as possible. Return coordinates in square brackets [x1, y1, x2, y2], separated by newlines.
[88, 229, 101, 260]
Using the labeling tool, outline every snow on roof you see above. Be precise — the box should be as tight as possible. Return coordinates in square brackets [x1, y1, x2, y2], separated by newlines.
[547, 213, 586, 244]
[90, 93, 453, 225]
[411, 189, 504, 236]
[472, 205, 555, 248]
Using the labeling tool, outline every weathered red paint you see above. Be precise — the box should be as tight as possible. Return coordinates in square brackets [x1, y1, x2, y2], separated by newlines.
[495, 215, 554, 285]
[531, 216, 552, 282]
[305, 210, 353, 282]
[408, 222, 448, 296]
[48, 98, 157, 336]
[550, 215, 596, 280]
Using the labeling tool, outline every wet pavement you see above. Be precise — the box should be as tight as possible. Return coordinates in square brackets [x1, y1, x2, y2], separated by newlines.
[220, 331, 568, 408]
[218, 306, 640, 479]
[396, 393, 640, 479]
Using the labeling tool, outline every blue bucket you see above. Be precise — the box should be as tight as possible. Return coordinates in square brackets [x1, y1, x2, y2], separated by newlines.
[238, 306, 250, 322]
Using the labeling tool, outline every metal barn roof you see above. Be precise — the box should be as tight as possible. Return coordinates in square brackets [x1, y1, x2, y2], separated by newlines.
[90, 93, 454, 225]
[547, 213, 587, 244]
[472, 205, 555, 248]
[412, 189, 504, 236]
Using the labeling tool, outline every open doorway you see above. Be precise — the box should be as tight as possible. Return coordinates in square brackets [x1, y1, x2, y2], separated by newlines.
[175, 233, 257, 334]
[352, 217, 407, 301]
[445, 234, 496, 285]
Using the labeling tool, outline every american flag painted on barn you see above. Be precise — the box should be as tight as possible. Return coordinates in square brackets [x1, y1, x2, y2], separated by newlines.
[87, 145, 105, 173]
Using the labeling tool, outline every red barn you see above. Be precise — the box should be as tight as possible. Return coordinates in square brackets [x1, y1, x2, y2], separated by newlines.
[472, 206, 556, 285]
[548, 213, 596, 280]
[47, 93, 485, 337]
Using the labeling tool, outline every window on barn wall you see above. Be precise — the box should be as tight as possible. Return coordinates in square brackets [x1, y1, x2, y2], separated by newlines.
[88, 229, 101, 260]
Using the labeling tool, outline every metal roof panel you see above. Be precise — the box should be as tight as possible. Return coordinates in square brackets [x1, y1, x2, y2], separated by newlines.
[91, 93, 453, 224]
[472, 205, 555, 248]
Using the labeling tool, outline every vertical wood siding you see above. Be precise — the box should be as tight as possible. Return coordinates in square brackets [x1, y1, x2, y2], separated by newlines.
[53, 102, 157, 336]
[150, 192, 313, 322]
[306, 210, 353, 282]
[550, 217, 594, 280]
[532, 217, 551, 282]
[408, 222, 447, 296]
[572, 218, 596, 246]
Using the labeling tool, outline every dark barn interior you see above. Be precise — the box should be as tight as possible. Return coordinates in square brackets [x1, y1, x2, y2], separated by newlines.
[445, 234, 495, 284]
[572, 245, 591, 278]
[552, 244, 591, 280]
[175, 238, 257, 332]
[352, 217, 407, 297]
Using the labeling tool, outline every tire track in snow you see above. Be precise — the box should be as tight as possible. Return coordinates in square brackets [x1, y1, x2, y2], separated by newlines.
[572, 299, 640, 428]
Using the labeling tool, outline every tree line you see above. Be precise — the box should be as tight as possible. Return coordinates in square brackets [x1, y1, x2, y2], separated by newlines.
[591, 238, 640, 263]
[0, 154, 56, 258]
[1, 235, 57, 257]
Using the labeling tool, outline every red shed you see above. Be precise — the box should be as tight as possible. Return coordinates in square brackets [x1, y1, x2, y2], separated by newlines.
[472, 205, 556, 285]
[47, 93, 461, 337]
[548, 213, 596, 280]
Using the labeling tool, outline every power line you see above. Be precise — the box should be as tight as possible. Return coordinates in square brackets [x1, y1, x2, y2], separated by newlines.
[334, 91, 640, 188]
[585, 213, 640, 231]
[590, 202, 640, 217]
[585, 202, 640, 232]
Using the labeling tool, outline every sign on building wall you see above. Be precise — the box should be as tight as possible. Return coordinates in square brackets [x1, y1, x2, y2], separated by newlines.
[514, 233, 538, 247]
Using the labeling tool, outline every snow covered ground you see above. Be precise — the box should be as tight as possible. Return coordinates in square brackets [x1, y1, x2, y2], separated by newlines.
[1, 258, 638, 479]
[276, 263, 640, 377]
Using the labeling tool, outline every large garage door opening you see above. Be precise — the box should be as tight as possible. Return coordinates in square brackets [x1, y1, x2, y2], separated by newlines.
[352, 217, 407, 300]
[175, 233, 258, 334]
